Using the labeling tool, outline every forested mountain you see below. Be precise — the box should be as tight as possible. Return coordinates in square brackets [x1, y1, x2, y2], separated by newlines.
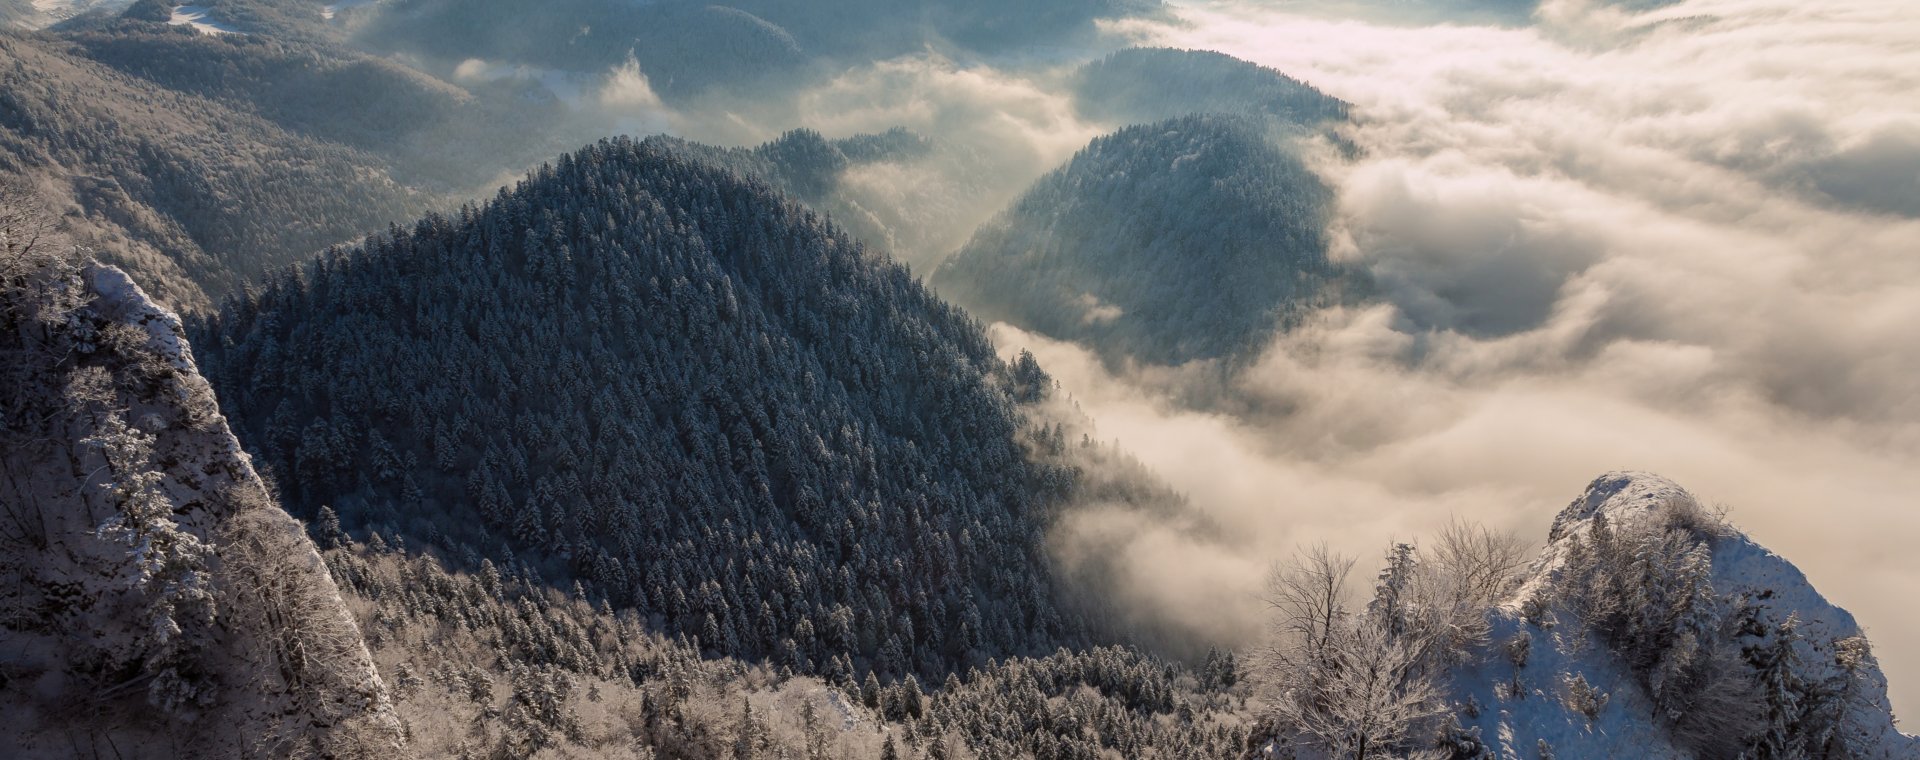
[934, 113, 1347, 367]
[0, 33, 429, 309]
[2, 0, 134, 29]
[681, 127, 934, 207]
[0, 0, 42, 28]
[0, 182, 1247, 760]
[1072, 47, 1351, 127]
[354, 0, 1159, 101]
[63, 18, 467, 153]
[57, 11, 590, 189]
[10, 168, 1915, 758]
[190, 136, 1130, 686]
[1, 0, 1164, 317]
[4, 1, 1913, 756]
[0, 204, 403, 757]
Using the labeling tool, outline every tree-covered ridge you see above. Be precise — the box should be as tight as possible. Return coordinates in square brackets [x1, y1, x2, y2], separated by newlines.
[328, 534, 1253, 759]
[193, 136, 1102, 683]
[56, 14, 593, 191]
[1072, 47, 1351, 127]
[354, 0, 1157, 101]
[0, 194, 403, 757]
[934, 113, 1344, 367]
[63, 20, 469, 154]
[0, 33, 428, 309]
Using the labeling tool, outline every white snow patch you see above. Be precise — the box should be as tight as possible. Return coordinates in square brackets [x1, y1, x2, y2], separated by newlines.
[22, 0, 132, 25]
[168, 5, 242, 35]
[86, 265, 190, 373]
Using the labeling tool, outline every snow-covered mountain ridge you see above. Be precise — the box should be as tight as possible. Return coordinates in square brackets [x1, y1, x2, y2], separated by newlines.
[0, 260, 405, 757]
[1450, 472, 1918, 759]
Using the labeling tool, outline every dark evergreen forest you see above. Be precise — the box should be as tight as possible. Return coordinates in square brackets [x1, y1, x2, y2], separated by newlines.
[936, 114, 1347, 366]
[193, 137, 1116, 685]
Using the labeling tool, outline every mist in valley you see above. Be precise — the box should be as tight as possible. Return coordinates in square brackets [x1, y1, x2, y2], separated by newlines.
[5, 0, 1918, 754]
[289, 0, 1920, 717]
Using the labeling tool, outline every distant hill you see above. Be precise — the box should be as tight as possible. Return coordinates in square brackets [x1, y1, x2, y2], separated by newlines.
[935, 113, 1347, 367]
[354, 0, 1160, 101]
[649, 127, 934, 256]
[1072, 47, 1350, 127]
[0, 34, 429, 309]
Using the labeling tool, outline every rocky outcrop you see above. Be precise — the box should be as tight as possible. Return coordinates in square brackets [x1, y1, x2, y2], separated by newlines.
[0, 262, 405, 758]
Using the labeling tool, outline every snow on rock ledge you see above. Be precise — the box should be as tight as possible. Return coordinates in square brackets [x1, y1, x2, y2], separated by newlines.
[1475, 471, 1919, 759]
[2, 264, 406, 757]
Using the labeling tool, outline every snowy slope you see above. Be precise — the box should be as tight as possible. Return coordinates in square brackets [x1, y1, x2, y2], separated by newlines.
[29, 0, 132, 22]
[1449, 472, 1919, 759]
[5, 0, 130, 28]
[168, 4, 242, 34]
[0, 265, 403, 757]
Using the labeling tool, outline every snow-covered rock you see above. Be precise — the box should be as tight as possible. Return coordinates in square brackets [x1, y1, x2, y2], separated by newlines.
[1451, 472, 1918, 760]
[0, 264, 405, 757]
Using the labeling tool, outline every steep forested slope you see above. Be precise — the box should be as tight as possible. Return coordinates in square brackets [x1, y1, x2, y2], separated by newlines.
[0, 212, 403, 758]
[63, 20, 469, 153]
[193, 136, 1109, 684]
[934, 114, 1344, 366]
[58, 14, 587, 189]
[1072, 47, 1351, 127]
[0, 33, 428, 309]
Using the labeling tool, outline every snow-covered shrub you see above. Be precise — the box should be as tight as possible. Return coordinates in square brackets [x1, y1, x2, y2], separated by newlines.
[1551, 505, 1762, 757]
[84, 410, 218, 712]
[1263, 530, 1526, 759]
[1559, 672, 1608, 724]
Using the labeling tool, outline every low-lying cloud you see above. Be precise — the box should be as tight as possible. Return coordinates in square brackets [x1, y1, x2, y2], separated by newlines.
[420, 0, 1920, 714]
[1034, 0, 1920, 715]
[567, 53, 1109, 267]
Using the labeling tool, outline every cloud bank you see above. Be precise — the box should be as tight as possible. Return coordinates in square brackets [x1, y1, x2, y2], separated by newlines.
[1027, 0, 1920, 715]
[428, 0, 1920, 714]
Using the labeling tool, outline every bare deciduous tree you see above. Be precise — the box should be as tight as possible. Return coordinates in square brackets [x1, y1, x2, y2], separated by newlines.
[219, 488, 407, 758]
[1430, 518, 1531, 609]
[1276, 618, 1449, 759]
[0, 179, 51, 264]
[1265, 543, 1453, 759]
[1266, 543, 1356, 671]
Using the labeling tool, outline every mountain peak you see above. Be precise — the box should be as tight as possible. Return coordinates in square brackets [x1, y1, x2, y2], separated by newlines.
[1550, 470, 1698, 540]
[1486, 472, 1920, 759]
